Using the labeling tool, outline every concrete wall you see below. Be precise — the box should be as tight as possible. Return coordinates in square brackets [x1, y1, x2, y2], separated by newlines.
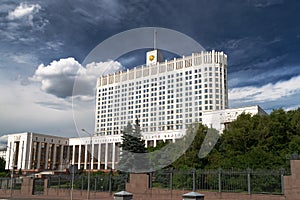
[45, 188, 112, 200]
[284, 160, 300, 200]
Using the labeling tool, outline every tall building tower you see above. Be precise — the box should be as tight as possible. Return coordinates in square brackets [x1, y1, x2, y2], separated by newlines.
[94, 50, 228, 144]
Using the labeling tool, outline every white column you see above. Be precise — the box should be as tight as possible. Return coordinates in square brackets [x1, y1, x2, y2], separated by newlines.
[11, 142, 17, 169]
[17, 142, 22, 169]
[72, 145, 75, 165]
[154, 139, 157, 147]
[37, 142, 42, 169]
[84, 144, 88, 169]
[112, 142, 116, 169]
[44, 143, 49, 169]
[9, 143, 14, 170]
[91, 143, 94, 170]
[26, 135, 32, 170]
[8, 142, 13, 170]
[104, 143, 108, 170]
[78, 145, 81, 169]
[67, 146, 70, 165]
[97, 143, 101, 169]
[5, 142, 11, 170]
[59, 145, 64, 170]
[25, 140, 31, 170]
[21, 141, 26, 169]
[24, 141, 32, 169]
[52, 144, 57, 170]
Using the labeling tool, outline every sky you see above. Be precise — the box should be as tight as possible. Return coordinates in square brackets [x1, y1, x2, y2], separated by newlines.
[1, 0, 300, 140]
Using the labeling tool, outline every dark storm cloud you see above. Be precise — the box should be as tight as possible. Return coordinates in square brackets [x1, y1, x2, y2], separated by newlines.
[249, 0, 284, 8]
[2, 0, 300, 107]
[3, 0, 300, 76]
[2, 0, 299, 93]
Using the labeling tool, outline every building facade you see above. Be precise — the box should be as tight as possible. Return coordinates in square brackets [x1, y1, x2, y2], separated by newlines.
[5, 132, 69, 171]
[5, 132, 123, 171]
[95, 50, 228, 137]
[202, 105, 267, 133]
[68, 135, 122, 170]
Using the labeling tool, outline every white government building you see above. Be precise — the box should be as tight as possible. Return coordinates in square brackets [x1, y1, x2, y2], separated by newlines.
[5, 49, 266, 172]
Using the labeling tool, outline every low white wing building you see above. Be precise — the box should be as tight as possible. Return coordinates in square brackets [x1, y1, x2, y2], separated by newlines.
[5, 132, 69, 172]
[202, 105, 267, 133]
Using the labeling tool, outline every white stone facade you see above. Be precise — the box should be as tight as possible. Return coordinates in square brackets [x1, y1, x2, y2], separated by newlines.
[68, 134, 122, 170]
[5, 132, 69, 171]
[95, 50, 228, 137]
[202, 105, 267, 133]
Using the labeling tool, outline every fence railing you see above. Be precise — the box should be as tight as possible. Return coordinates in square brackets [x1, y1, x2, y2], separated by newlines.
[47, 173, 127, 193]
[37, 168, 286, 195]
[0, 177, 22, 190]
[152, 168, 285, 195]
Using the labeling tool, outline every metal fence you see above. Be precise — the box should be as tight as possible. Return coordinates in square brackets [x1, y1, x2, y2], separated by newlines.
[33, 178, 44, 195]
[0, 177, 22, 190]
[152, 168, 285, 195]
[43, 168, 285, 195]
[47, 173, 127, 193]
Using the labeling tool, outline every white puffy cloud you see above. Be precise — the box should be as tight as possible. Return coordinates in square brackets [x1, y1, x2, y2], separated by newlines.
[229, 75, 300, 102]
[31, 58, 81, 98]
[30, 57, 123, 99]
[7, 2, 41, 25]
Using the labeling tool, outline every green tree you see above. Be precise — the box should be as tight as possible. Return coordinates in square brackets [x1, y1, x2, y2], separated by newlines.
[0, 157, 5, 172]
[171, 123, 217, 169]
[147, 141, 169, 153]
[118, 119, 148, 173]
[0, 157, 7, 177]
[208, 108, 300, 170]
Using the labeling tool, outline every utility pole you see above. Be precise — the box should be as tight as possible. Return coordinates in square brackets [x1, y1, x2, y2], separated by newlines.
[81, 129, 93, 200]
[8, 145, 15, 198]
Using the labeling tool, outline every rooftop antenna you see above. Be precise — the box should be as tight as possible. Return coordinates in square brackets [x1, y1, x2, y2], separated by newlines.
[154, 29, 157, 50]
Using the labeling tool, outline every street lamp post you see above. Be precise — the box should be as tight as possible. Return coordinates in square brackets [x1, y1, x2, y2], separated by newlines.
[81, 129, 93, 200]
[7, 145, 15, 198]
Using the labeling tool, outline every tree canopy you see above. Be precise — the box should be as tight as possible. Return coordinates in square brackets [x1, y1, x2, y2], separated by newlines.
[210, 108, 300, 170]
[152, 108, 300, 171]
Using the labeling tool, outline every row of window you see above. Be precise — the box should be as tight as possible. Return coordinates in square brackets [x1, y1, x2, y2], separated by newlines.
[96, 105, 217, 129]
[99, 66, 225, 89]
[95, 118, 204, 134]
[98, 77, 224, 97]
